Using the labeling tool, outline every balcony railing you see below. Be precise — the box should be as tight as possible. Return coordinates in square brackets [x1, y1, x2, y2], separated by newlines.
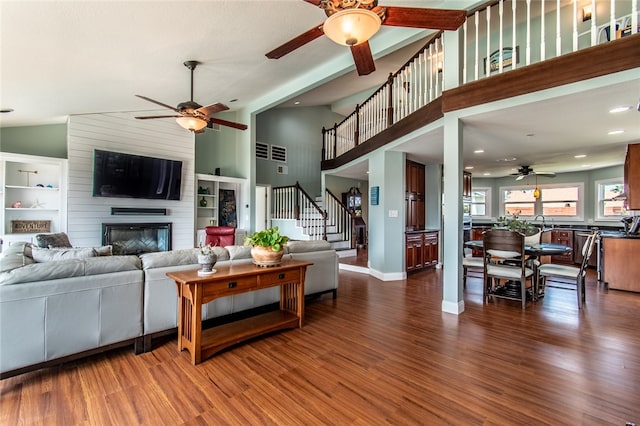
[322, 0, 638, 163]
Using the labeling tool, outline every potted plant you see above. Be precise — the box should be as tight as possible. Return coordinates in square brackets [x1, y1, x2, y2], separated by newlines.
[495, 212, 541, 244]
[244, 226, 289, 267]
[197, 243, 218, 275]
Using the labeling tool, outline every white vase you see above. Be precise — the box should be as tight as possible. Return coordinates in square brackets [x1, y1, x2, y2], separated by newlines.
[198, 253, 217, 273]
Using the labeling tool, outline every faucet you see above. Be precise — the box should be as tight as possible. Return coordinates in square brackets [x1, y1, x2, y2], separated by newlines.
[533, 214, 547, 230]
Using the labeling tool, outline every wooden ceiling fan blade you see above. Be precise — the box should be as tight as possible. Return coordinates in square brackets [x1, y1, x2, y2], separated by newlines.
[135, 115, 181, 119]
[266, 24, 325, 59]
[381, 7, 466, 31]
[197, 102, 229, 116]
[351, 41, 376, 76]
[209, 117, 248, 131]
[135, 95, 179, 112]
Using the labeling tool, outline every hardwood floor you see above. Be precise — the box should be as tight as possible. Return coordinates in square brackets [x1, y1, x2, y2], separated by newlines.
[2, 268, 639, 425]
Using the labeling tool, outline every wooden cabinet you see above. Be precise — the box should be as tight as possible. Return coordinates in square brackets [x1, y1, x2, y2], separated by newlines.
[602, 237, 640, 292]
[406, 230, 438, 272]
[463, 171, 472, 199]
[470, 227, 490, 256]
[405, 160, 425, 231]
[1, 153, 68, 248]
[550, 229, 574, 263]
[624, 143, 640, 210]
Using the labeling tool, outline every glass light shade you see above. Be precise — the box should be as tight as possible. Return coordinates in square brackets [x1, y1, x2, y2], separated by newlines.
[323, 9, 381, 46]
[176, 116, 207, 132]
[533, 187, 541, 199]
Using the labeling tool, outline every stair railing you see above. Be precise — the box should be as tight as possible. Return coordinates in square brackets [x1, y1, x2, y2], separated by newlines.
[325, 189, 354, 249]
[272, 182, 327, 240]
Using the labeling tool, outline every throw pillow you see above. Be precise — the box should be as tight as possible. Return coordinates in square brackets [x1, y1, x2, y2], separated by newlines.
[33, 232, 73, 248]
[31, 247, 96, 262]
[93, 245, 113, 256]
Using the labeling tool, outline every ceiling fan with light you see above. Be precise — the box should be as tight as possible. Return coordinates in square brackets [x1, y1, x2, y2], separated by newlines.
[135, 61, 247, 133]
[511, 165, 556, 181]
[265, 0, 467, 76]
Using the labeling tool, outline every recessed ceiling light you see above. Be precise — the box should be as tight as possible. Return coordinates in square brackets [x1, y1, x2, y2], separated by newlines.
[495, 157, 517, 162]
[574, 154, 587, 158]
[608, 130, 625, 135]
[483, 172, 491, 176]
[581, 164, 592, 168]
[474, 149, 484, 154]
[465, 166, 474, 170]
[0, 108, 14, 113]
[294, 101, 301, 105]
[609, 106, 631, 113]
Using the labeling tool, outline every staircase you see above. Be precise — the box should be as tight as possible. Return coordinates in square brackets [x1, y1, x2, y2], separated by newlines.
[271, 183, 356, 257]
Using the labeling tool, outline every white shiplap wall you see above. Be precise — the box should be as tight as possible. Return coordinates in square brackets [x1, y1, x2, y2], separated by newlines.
[67, 112, 195, 249]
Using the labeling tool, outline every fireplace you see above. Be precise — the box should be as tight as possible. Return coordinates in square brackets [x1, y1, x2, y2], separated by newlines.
[102, 223, 172, 255]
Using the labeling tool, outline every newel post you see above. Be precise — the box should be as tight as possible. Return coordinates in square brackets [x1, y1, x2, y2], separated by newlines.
[332, 123, 338, 159]
[386, 72, 394, 128]
[321, 126, 327, 161]
[354, 103, 360, 146]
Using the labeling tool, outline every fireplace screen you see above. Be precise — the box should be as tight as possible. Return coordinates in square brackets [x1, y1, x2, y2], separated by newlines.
[102, 223, 172, 255]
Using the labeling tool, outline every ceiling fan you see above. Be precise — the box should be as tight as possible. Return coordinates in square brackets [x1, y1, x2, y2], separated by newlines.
[135, 61, 247, 133]
[265, 0, 467, 76]
[512, 165, 556, 181]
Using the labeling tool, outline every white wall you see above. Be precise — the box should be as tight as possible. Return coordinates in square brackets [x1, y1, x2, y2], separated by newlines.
[67, 113, 195, 249]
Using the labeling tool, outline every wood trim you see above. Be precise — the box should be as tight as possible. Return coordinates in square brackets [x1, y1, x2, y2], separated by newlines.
[443, 34, 640, 113]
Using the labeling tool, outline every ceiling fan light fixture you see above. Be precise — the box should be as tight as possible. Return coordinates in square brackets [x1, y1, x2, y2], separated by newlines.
[176, 116, 207, 132]
[323, 9, 381, 46]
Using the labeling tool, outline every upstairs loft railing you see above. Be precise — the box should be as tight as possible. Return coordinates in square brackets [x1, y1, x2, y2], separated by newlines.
[322, 0, 638, 163]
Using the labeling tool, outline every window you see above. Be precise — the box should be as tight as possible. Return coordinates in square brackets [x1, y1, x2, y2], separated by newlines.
[503, 188, 535, 216]
[500, 183, 583, 220]
[469, 188, 491, 218]
[541, 186, 579, 216]
[596, 178, 626, 220]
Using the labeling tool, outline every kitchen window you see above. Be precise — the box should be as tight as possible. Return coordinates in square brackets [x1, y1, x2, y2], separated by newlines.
[469, 188, 491, 218]
[595, 178, 626, 220]
[501, 183, 583, 220]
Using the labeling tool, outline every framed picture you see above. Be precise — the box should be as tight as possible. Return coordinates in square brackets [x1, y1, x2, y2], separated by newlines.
[370, 186, 379, 205]
[484, 46, 519, 74]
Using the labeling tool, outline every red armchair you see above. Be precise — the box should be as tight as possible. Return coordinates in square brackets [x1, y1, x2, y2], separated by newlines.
[204, 226, 235, 247]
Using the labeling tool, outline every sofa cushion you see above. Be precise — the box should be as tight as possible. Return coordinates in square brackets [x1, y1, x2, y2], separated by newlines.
[285, 240, 331, 253]
[139, 247, 229, 270]
[31, 247, 96, 263]
[33, 232, 73, 249]
[93, 245, 113, 256]
[0, 259, 86, 285]
[83, 255, 141, 275]
[226, 245, 252, 260]
[0, 242, 36, 273]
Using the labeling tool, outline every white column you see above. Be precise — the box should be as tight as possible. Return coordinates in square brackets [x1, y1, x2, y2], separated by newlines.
[442, 113, 465, 315]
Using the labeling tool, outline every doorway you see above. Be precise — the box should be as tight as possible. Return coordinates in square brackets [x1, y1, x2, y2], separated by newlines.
[255, 184, 271, 232]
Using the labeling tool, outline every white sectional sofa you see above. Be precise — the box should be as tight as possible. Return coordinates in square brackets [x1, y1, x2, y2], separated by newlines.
[0, 240, 338, 378]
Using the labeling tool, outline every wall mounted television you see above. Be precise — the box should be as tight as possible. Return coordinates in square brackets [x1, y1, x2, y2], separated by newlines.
[92, 150, 183, 200]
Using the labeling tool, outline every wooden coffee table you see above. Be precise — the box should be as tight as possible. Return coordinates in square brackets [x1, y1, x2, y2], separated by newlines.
[166, 259, 312, 365]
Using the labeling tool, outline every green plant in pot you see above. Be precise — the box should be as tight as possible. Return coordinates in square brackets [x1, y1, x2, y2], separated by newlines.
[495, 212, 540, 242]
[245, 226, 289, 267]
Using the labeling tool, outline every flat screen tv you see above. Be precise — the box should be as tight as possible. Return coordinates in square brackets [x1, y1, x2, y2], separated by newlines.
[92, 150, 183, 200]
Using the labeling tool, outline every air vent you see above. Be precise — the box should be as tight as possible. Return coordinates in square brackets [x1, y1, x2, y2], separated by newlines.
[256, 142, 268, 160]
[270, 144, 287, 163]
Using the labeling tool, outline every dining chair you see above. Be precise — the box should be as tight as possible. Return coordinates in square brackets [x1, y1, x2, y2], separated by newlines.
[463, 248, 484, 289]
[483, 229, 535, 309]
[537, 230, 598, 309]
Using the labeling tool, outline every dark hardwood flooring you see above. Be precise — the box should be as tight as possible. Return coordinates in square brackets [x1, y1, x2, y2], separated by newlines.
[2, 268, 639, 425]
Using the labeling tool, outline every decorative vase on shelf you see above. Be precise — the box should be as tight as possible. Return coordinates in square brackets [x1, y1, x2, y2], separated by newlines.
[199, 197, 208, 207]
